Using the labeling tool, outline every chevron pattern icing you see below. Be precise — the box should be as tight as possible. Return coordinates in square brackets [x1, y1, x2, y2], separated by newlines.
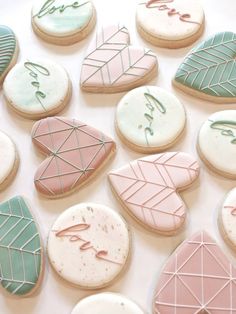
[154, 231, 236, 313]
[109, 152, 199, 234]
[32, 117, 115, 198]
[0, 25, 16, 78]
[0, 196, 42, 296]
[175, 32, 236, 98]
[80, 24, 157, 91]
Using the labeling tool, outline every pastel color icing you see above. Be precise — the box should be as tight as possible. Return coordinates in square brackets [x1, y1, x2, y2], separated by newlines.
[0, 25, 16, 78]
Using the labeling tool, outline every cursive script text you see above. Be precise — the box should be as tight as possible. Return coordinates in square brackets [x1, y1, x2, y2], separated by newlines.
[224, 205, 236, 216]
[210, 120, 236, 145]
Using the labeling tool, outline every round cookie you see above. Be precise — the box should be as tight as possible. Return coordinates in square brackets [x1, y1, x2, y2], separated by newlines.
[116, 86, 186, 153]
[0, 25, 18, 84]
[3, 59, 71, 119]
[31, 0, 96, 45]
[0, 131, 19, 191]
[136, 0, 205, 48]
[47, 203, 130, 289]
[198, 110, 236, 179]
[71, 293, 144, 314]
[218, 188, 236, 250]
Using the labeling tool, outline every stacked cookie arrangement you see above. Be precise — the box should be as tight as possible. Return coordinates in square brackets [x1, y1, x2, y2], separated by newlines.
[0, 0, 236, 313]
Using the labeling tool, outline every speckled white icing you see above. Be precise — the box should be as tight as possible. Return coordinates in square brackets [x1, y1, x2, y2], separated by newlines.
[0, 131, 16, 185]
[32, 0, 94, 37]
[136, 0, 204, 41]
[116, 86, 186, 149]
[198, 110, 236, 176]
[71, 293, 144, 314]
[48, 203, 130, 288]
[3, 59, 70, 115]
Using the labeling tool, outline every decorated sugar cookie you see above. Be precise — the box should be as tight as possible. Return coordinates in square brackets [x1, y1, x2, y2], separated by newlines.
[80, 24, 158, 93]
[218, 188, 236, 250]
[3, 59, 71, 119]
[0, 25, 18, 85]
[71, 293, 144, 314]
[198, 110, 236, 179]
[32, 0, 96, 45]
[154, 231, 236, 313]
[116, 86, 186, 153]
[0, 131, 19, 191]
[32, 117, 116, 198]
[0, 196, 43, 296]
[136, 0, 204, 48]
[174, 32, 236, 103]
[109, 152, 200, 235]
[48, 203, 130, 289]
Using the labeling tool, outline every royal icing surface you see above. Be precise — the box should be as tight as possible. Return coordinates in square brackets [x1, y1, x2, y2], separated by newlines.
[175, 32, 236, 99]
[32, 117, 115, 197]
[0, 131, 16, 185]
[3, 59, 70, 116]
[48, 203, 130, 288]
[220, 188, 236, 248]
[32, 0, 94, 37]
[198, 110, 236, 177]
[0, 25, 16, 79]
[109, 152, 199, 234]
[80, 24, 157, 91]
[0, 196, 42, 296]
[116, 86, 185, 149]
[71, 293, 144, 314]
[136, 0, 204, 41]
[154, 231, 236, 313]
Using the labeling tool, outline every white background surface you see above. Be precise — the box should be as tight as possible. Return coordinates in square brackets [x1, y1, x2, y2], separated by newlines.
[0, 0, 236, 313]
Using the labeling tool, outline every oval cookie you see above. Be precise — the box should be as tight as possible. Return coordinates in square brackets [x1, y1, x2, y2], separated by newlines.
[0, 131, 18, 190]
[0, 25, 18, 84]
[218, 188, 236, 250]
[136, 0, 204, 48]
[3, 59, 71, 119]
[198, 110, 236, 179]
[48, 203, 130, 289]
[116, 86, 186, 153]
[71, 293, 144, 314]
[109, 152, 200, 235]
[32, 0, 96, 45]
[0, 196, 43, 296]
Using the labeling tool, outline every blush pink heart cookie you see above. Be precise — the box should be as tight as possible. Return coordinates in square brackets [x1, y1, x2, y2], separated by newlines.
[108, 152, 200, 235]
[154, 231, 236, 313]
[32, 117, 116, 198]
[80, 24, 158, 93]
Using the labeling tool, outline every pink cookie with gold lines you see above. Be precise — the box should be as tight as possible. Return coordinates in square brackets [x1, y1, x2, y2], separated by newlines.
[154, 231, 236, 313]
[108, 152, 200, 235]
[80, 24, 158, 93]
[32, 117, 116, 198]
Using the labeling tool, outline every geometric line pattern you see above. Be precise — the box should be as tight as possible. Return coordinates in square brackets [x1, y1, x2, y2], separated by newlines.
[0, 26, 16, 76]
[154, 231, 236, 313]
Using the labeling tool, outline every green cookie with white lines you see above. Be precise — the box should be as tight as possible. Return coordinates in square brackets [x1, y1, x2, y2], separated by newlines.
[173, 32, 236, 103]
[0, 196, 43, 297]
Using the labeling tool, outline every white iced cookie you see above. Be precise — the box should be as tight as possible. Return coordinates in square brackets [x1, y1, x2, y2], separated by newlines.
[136, 0, 205, 48]
[3, 59, 71, 119]
[48, 203, 130, 289]
[31, 0, 96, 45]
[116, 86, 186, 153]
[71, 293, 144, 314]
[219, 188, 236, 250]
[0, 131, 18, 190]
[198, 110, 236, 179]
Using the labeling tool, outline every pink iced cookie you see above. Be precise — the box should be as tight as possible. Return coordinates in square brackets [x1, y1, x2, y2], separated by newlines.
[32, 117, 116, 198]
[154, 231, 236, 313]
[80, 24, 158, 93]
[109, 152, 199, 235]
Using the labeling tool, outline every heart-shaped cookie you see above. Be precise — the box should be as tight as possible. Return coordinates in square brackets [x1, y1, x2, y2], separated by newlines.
[108, 152, 199, 235]
[154, 231, 236, 313]
[80, 24, 158, 93]
[173, 32, 236, 103]
[32, 117, 116, 198]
